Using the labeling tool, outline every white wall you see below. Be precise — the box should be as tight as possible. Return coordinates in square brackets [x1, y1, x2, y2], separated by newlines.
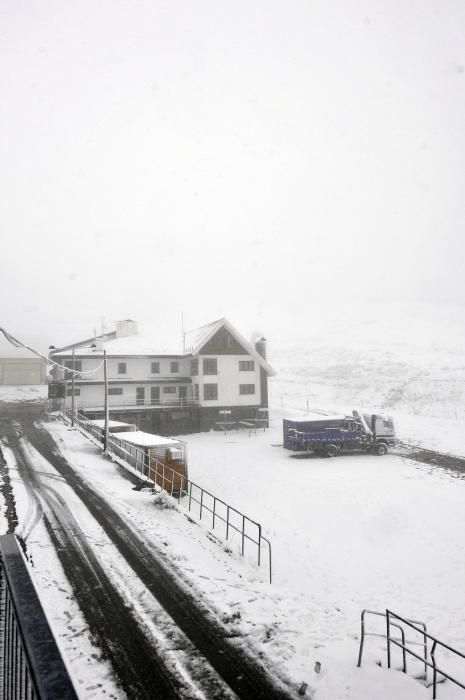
[57, 355, 190, 382]
[60, 352, 263, 409]
[196, 354, 261, 407]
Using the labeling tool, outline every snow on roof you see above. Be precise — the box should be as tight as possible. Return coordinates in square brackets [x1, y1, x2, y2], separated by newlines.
[284, 413, 347, 423]
[55, 330, 184, 357]
[91, 419, 135, 429]
[52, 318, 276, 375]
[0, 385, 47, 402]
[115, 431, 181, 447]
[183, 319, 223, 354]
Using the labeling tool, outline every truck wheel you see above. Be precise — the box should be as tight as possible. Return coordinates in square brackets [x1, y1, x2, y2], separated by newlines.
[325, 444, 338, 458]
[376, 443, 388, 456]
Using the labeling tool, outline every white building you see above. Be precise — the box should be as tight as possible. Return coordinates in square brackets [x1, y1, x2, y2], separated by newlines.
[50, 319, 275, 434]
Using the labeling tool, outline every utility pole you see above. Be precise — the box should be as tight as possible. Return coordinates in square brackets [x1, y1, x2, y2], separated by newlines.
[71, 349, 75, 427]
[103, 350, 109, 452]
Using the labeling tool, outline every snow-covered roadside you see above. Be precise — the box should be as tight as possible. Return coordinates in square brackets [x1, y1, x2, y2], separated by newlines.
[394, 412, 465, 456]
[180, 420, 465, 698]
[0, 384, 47, 402]
[3, 415, 465, 698]
[0, 440, 122, 699]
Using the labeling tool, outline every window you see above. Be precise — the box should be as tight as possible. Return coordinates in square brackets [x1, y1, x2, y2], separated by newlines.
[108, 387, 123, 395]
[136, 387, 145, 405]
[239, 384, 255, 395]
[118, 362, 127, 375]
[179, 386, 187, 399]
[194, 384, 199, 399]
[163, 386, 176, 393]
[203, 383, 218, 400]
[239, 361, 254, 371]
[66, 388, 80, 396]
[151, 387, 160, 404]
[203, 358, 217, 375]
[151, 362, 160, 374]
[170, 361, 179, 373]
[190, 359, 198, 376]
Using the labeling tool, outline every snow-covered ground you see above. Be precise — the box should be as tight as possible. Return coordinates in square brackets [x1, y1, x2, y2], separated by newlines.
[2, 414, 465, 699]
[0, 384, 47, 402]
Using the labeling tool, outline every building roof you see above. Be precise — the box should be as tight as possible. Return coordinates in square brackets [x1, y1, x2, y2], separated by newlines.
[115, 431, 181, 447]
[51, 318, 276, 375]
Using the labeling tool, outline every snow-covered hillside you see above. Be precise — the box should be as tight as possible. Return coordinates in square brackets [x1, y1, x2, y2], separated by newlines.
[268, 301, 465, 454]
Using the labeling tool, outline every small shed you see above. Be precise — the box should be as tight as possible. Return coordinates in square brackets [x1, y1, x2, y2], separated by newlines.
[110, 431, 188, 494]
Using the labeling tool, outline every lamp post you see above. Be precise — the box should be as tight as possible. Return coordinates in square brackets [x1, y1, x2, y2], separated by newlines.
[103, 350, 109, 452]
[71, 349, 76, 427]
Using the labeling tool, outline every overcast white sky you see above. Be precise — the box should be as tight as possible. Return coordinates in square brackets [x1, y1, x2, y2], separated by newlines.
[1, 1, 465, 351]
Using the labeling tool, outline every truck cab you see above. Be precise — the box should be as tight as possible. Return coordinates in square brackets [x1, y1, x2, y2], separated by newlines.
[361, 413, 396, 454]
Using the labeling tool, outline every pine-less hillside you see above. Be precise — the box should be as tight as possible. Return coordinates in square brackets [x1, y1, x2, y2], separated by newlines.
[268, 302, 465, 454]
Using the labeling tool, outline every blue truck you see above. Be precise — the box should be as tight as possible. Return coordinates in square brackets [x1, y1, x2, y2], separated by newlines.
[283, 411, 395, 457]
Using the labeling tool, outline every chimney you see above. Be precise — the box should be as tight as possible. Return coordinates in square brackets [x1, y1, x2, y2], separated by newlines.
[115, 320, 138, 338]
[254, 337, 267, 360]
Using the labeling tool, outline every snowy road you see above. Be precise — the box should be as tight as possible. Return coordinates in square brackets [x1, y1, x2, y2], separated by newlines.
[0, 410, 294, 699]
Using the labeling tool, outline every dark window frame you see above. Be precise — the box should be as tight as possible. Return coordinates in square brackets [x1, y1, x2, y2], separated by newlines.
[239, 360, 254, 371]
[118, 362, 127, 375]
[151, 362, 160, 374]
[190, 359, 198, 376]
[203, 358, 217, 376]
[203, 383, 218, 400]
[170, 361, 179, 373]
[239, 384, 255, 395]
[163, 386, 177, 394]
[108, 387, 123, 396]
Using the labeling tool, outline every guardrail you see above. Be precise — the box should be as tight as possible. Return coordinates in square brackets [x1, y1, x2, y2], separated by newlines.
[0, 534, 78, 699]
[65, 410, 273, 583]
[358, 608, 465, 698]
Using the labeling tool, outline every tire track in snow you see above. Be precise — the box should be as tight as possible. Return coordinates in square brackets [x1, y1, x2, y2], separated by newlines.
[4, 424, 200, 699]
[22, 416, 294, 699]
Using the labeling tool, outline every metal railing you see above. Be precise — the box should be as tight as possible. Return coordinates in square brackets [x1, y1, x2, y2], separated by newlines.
[65, 410, 273, 583]
[0, 535, 78, 699]
[72, 397, 200, 411]
[358, 608, 465, 698]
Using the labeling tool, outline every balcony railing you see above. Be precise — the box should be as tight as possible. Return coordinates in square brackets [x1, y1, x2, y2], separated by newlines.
[73, 398, 200, 411]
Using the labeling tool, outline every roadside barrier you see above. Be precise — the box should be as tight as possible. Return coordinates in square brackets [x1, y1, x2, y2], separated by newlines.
[0, 534, 78, 699]
[64, 410, 273, 583]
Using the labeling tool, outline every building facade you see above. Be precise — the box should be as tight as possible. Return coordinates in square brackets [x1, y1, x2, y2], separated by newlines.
[50, 319, 275, 435]
[0, 357, 46, 385]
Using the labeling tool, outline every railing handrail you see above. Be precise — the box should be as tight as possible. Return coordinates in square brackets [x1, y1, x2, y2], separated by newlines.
[70, 397, 200, 410]
[0, 535, 79, 699]
[386, 610, 465, 658]
[66, 409, 273, 583]
[358, 608, 465, 699]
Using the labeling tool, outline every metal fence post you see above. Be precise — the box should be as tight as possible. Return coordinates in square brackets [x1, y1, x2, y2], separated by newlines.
[386, 610, 391, 669]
